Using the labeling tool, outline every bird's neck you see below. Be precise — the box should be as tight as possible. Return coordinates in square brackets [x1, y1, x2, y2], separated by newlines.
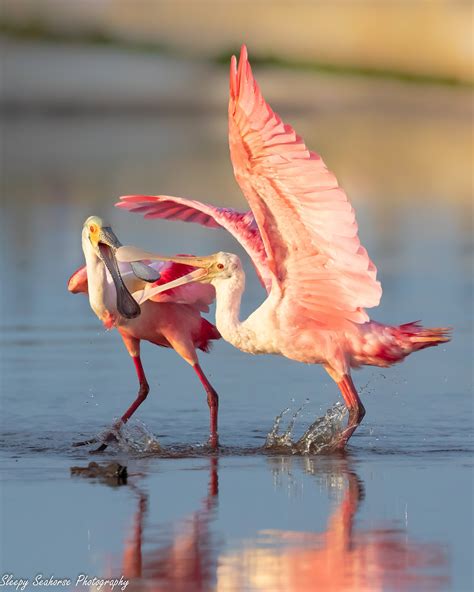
[83, 240, 117, 326]
[213, 268, 255, 351]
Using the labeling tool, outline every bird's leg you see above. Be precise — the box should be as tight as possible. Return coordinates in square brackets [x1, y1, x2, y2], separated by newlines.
[91, 355, 150, 453]
[193, 363, 219, 449]
[335, 374, 365, 449]
[119, 355, 151, 424]
[162, 329, 219, 450]
[84, 336, 149, 453]
[117, 336, 150, 424]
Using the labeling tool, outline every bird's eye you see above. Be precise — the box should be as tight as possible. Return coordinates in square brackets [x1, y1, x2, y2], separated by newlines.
[217, 263, 224, 270]
[89, 225, 96, 233]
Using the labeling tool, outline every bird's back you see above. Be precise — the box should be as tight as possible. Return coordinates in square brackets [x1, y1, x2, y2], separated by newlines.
[120, 299, 220, 353]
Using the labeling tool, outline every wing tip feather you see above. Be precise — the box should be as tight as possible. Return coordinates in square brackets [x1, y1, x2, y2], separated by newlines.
[116, 195, 157, 209]
[230, 54, 238, 98]
[230, 45, 249, 100]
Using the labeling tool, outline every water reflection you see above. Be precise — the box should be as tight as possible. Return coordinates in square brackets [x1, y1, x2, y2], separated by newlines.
[106, 458, 219, 592]
[96, 456, 448, 592]
[218, 458, 449, 591]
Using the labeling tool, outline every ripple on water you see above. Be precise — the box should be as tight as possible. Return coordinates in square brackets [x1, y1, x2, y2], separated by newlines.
[2, 405, 471, 461]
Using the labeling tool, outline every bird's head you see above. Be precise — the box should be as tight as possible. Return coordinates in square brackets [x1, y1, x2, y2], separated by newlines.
[83, 215, 119, 255]
[81, 216, 160, 319]
[186, 251, 242, 283]
[116, 246, 241, 287]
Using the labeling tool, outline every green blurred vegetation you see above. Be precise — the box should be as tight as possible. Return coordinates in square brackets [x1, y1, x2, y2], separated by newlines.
[214, 50, 469, 87]
[0, 18, 470, 88]
[0, 19, 168, 54]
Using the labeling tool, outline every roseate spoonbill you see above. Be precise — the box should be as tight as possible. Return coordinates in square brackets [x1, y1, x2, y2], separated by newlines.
[116, 46, 450, 448]
[68, 216, 220, 451]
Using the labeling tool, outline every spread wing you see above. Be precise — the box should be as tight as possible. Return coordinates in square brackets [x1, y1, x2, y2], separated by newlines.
[228, 46, 382, 329]
[116, 194, 271, 292]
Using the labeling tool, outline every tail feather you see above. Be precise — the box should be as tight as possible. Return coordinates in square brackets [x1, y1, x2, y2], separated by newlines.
[398, 321, 451, 350]
[68, 265, 88, 294]
[352, 321, 451, 368]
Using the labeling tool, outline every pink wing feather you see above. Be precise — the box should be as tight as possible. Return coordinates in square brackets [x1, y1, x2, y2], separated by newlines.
[116, 194, 271, 291]
[67, 261, 215, 312]
[144, 260, 215, 311]
[228, 46, 382, 329]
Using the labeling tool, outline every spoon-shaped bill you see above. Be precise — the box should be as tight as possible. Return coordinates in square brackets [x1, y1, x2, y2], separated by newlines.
[98, 242, 141, 319]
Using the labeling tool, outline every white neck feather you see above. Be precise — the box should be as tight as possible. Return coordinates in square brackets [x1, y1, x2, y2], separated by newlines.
[213, 267, 258, 351]
[82, 234, 116, 322]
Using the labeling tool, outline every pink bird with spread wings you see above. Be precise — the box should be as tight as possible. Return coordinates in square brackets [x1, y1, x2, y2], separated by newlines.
[117, 46, 450, 449]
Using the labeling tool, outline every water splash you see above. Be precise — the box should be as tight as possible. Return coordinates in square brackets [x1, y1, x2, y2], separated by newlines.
[265, 399, 308, 448]
[265, 401, 348, 454]
[99, 419, 162, 454]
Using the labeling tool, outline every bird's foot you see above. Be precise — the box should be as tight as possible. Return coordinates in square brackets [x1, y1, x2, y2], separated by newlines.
[72, 437, 98, 448]
[89, 441, 111, 454]
[207, 432, 219, 451]
[333, 430, 352, 451]
[334, 406, 366, 451]
[89, 426, 122, 453]
[73, 423, 122, 453]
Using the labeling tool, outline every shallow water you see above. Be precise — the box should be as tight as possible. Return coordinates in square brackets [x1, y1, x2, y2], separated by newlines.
[1, 42, 473, 591]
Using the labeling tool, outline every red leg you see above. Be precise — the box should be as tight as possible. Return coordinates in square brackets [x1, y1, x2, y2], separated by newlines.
[120, 356, 150, 423]
[92, 355, 150, 453]
[74, 335, 150, 452]
[193, 363, 219, 449]
[336, 374, 366, 449]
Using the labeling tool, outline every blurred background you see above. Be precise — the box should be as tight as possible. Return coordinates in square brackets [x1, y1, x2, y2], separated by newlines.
[1, 0, 472, 202]
[2, 0, 473, 82]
